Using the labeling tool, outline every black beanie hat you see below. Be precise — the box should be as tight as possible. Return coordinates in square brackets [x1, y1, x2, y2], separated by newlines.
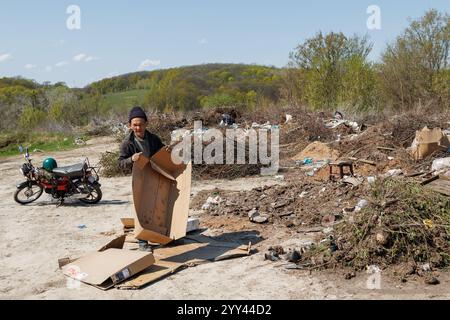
[128, 106, 148, 123]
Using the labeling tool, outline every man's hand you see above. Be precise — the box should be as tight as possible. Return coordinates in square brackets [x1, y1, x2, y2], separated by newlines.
[132, 152, 142, 162]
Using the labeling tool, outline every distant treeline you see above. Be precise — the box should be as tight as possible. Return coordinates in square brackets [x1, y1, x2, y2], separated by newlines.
[0, 9, 448, 133]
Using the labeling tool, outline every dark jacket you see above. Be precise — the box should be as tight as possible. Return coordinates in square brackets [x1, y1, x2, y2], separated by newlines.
[118, 130, 164, 171]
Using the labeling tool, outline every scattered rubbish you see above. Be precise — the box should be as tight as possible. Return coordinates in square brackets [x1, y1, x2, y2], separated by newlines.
[334, 111, 344, 120]
[321, 214, 335, 227]
[367, 176, 376, 184]
[285, 249, 301, 263]
[342, 176, 363, 187]
[299, 191, 308, 198]
[322, 227, 334, 234]
[347, 157, 376, 166]
[388, 156, 395, 161]
[302, 158, 313, 165]
[285, 114, 293, 123]
[251, 215, 269, 224]
[424, 276, 440, 285]
[74, 137, 86, 145]
[431, 157, 450, 173]
[344, 272, 356, 280]
[248, 208, 259, 219]
[367, 265, 381, 274]
[202, 196, 223, 211]
[377, 146, 396, 152]
[78, 224, 87, 229]
[355, 199, 369, 212]
[275, 175, 285, 181]
[329, 161, 354, 180]
[383, 169, 403, 178]
[421, 263, 431, 272]
[265, 246, 284, 262]
[186, 217, 200, 233]
[264, 250, 280, 262]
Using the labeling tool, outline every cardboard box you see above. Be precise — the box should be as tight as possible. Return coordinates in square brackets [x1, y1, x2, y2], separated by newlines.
[411, 127, 450, 160]
[132, 148, 192, 245]
[60, 235, 155, 290]
[116, 234, 252, 290]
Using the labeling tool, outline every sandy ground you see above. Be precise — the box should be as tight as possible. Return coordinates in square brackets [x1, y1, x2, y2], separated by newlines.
[1, 137, 449, 300]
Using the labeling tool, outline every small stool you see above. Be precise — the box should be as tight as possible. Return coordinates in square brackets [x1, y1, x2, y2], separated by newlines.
[329, 160, 354, 180]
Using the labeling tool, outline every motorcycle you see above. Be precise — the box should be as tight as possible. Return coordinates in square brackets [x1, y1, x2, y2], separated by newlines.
[14, 146, 102, 205]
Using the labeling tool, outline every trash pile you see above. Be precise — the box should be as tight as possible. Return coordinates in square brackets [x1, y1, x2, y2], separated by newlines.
[193, 180, 366, 228]
[297, 178, 450, 278]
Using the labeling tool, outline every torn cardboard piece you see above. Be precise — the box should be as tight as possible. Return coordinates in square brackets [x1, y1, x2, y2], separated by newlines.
[132, 148, 192, 245]
[410, 127, 450, 160]
[121, 216, 201, 234]
[60, 235, 155, 290]
[116, 234, 252, 290]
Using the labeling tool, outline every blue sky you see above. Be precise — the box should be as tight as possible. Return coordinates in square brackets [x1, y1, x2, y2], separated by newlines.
[0, 0, 448, 87]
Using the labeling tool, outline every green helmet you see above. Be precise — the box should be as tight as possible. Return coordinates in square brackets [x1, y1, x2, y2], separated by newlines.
[43, 158, 58, 172]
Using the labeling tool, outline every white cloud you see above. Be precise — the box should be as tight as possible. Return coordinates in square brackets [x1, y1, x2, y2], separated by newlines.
[106, 71, 119, 78]
[45, 66, 53, 72]
[73, 53, 98, 62]
[24, 64, 37, 69]
[138, 59, 160, 70]
[55, 61, 69, 67]
[73, 53, 87, 61]
[198, 38, 208, 45]
[0, 53, 12, 62]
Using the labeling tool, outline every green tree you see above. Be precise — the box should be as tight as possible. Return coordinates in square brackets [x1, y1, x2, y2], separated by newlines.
[379, 9, 449, 110]
[289, 31, 374, 110]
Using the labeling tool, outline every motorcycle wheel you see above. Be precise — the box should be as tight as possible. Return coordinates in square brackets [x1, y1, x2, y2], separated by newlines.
[79, 183, 102, 204]
[14, 183, 43, 205]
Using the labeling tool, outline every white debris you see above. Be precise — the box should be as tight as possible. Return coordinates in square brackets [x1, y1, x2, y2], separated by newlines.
[201, 196, 222, 211]
[431, 157, 450, 174]
[355, 199, 369, 212]
[367, 265, 381, 274]
[383, 169, 403, 177]
[367, 176, 376, 184]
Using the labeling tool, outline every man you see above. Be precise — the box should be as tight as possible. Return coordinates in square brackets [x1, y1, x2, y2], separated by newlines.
[118, 106, 165, 252]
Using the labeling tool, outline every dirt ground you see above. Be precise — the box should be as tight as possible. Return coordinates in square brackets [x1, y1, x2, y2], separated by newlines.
[1, 137, 449, 300]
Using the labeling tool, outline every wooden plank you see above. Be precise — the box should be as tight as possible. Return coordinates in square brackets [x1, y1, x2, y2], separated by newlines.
[348, 157, 376, 166]
[377, 147, 395, 151]
[426, 179, 450, 196]
[420, 175, 440, 186]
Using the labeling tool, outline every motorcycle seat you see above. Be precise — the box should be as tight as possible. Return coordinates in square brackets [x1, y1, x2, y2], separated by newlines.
[53, 163, 87, 177]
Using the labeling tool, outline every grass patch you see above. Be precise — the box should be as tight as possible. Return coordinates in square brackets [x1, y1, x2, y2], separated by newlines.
[0, 132, 89, 157]
[100, 89, 148, 114]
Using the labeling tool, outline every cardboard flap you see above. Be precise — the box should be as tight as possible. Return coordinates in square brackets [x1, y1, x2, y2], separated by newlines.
[150, 160, 176, 181]
[117, 235, 252, 290]
[150, 148, 187, 179]
[62, 248, 155, 289]
[98, 234, 126, 252]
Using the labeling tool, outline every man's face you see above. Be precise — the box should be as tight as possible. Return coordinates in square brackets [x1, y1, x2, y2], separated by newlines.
[129, 118, 147, 139]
